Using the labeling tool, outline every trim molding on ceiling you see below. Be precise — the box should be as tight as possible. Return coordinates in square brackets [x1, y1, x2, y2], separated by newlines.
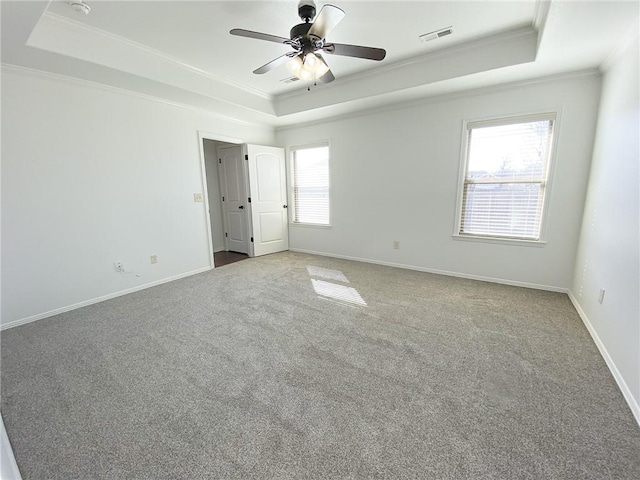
[533, 0, 552, 50]
[37, 12, 273, 101]
[1, 63, 274, 130]
[275, 68, 600, 132]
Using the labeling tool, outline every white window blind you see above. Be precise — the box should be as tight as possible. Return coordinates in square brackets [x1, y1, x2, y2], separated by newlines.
[291, 144, 330, 225]
[459, 115, 555, 241]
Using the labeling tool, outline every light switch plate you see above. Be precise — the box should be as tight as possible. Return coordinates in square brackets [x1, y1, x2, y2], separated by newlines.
[194, 193, 204, 202]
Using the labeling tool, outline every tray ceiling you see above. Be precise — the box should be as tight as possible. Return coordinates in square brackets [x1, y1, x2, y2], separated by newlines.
[2, 1, 638, 126]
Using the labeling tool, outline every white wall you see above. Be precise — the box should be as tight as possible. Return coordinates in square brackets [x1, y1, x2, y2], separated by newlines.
[570, 32, 640, 423]
[277, 74, 601, 290]
[1, 67, 274, 326]
[202, 139, 225, 253]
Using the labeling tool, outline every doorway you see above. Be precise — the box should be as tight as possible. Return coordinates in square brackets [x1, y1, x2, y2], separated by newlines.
[199, 133, 289, 268]
[201, 137, 249, 268]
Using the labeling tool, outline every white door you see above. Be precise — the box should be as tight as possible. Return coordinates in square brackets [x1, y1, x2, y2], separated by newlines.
[218, 145, 249, 254]
[245, 144, 289, 257]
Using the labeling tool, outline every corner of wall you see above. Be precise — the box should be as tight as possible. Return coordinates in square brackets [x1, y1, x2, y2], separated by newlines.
[567, 291, 640, 426]
[568, 23, 640, 428]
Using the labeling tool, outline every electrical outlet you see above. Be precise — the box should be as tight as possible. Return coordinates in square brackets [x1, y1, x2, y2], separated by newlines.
[193, 193, 204, 202]
[114, 261, 124, 273]
[393, 240, 400, 250]
[598, 288, 606, 304]
[150, 255, 158, 264]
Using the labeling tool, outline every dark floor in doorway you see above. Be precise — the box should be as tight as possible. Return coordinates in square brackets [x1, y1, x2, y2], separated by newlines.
[214, 251, 249, 267]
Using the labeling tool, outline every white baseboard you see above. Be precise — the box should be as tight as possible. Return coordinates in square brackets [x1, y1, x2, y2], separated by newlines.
[0, 266, 213, 331]
[568, 291, 640, 427]
[289, 248, 567, 292]
[1, 416, 22, 480]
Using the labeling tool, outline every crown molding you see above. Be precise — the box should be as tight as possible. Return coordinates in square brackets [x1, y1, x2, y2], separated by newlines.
[1, 63, 275, 130]
[275, 68, 600, 132]
[3, 63, 600, 133]
[39, 12, 273, 101]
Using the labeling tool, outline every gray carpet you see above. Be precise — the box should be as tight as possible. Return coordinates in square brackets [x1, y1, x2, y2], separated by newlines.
[2, 251, 639, 479]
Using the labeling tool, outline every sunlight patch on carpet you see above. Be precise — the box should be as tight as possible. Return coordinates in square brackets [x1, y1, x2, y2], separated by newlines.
[311, 279, 367, 307]
[306, 266, 350, 283]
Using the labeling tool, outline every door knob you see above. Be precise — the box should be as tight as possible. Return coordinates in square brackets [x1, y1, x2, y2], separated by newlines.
[239, 205, 244, 209]
[283, 205, 288, 209]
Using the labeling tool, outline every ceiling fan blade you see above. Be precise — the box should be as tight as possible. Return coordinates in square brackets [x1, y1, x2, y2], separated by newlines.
[323, 42, 386, 61]
[253, 53, 295, 74]
[318, 69, 335, 84]
[230, 28, 290, 45]
[308, 5, 345, 39]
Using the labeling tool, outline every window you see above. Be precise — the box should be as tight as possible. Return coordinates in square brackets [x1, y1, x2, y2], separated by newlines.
[290, 143, 330, 225]
[456, 114, 556, 242]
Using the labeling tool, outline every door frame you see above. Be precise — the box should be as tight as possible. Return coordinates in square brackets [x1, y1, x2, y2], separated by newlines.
[197, 130, 247, 268]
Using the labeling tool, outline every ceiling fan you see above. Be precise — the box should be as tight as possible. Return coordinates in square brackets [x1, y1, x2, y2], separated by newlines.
[230, 2, 386, 85]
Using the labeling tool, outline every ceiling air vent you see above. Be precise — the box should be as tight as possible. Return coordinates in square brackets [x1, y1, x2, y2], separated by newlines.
[419, 26, 453, 43]
[280, 76, 300, 84]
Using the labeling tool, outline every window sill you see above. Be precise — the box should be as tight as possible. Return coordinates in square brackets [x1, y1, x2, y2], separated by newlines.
[452, 234, 547, 247]
[290, 222, 332, 229]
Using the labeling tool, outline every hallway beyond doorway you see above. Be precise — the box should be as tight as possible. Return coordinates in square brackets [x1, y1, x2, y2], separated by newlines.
[214, 251, 248, 267]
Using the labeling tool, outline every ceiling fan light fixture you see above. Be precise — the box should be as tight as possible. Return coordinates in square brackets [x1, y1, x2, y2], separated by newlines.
[299, 68, 313, 82]
[311, 54, 329, 77]
[288, 53, 329, 81]
[286, 55, 304, 75]
[303, 53, 318, 69]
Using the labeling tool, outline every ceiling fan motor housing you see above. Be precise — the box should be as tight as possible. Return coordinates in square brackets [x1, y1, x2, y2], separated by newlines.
[290, 22, 323, 55]
[290, 22, 312, 40]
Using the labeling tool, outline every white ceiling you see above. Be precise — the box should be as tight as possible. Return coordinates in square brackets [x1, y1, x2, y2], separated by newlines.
[2, 1, 638, 127]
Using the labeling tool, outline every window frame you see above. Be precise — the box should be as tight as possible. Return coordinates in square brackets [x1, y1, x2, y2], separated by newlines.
[453, 111, 560, 246]
[288, 141, 332, 228]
